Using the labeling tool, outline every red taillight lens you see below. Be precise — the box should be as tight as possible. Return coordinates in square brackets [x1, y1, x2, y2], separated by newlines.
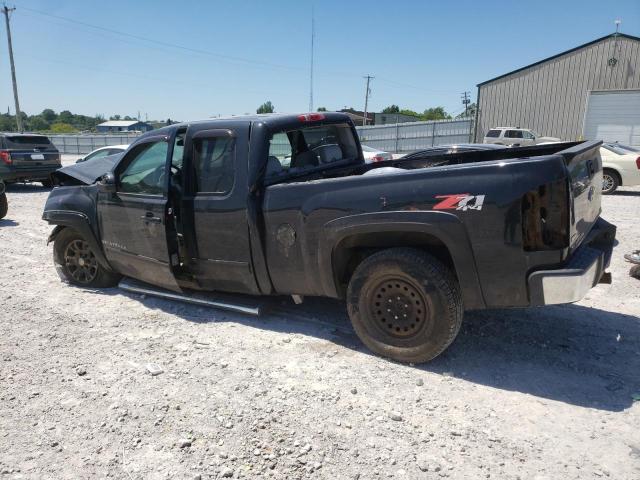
[636, 156, 640, 170]
[371, 155, 384, 162]
[0, 150, 11, 165]
[297, 113, 325, 122]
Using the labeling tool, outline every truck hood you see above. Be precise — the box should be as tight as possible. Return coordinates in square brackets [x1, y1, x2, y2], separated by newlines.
[52, 153, 122, 185]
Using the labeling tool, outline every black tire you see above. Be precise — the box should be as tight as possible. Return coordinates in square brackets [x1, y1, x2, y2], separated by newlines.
[602, 169, 620, 194]
[53, 228, 121, 288]
[346, 248, 463, 364]
[0, 193, 7, 220]
[41, 178, 53, 188]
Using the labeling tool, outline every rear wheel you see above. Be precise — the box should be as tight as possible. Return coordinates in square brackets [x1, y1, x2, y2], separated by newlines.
[602, 169, 620, 194]
[346, 248, 463, 363]
[53, 228, 120, 288]
[41, 178, 53, 188]
[0, 193, 7, 220]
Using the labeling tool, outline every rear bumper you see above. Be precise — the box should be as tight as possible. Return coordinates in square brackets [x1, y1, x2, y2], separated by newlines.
[1, 166, 60, 182]
[528, 218, 616, 306]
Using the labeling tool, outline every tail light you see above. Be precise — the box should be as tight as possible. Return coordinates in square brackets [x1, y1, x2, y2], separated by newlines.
[636, 156, 640, 170]
[297, 113, 325, 122]
[0, 150, 11, 165]
[371, 155, 385, 162]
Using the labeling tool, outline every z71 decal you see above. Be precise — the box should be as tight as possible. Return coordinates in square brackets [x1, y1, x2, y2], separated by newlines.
[433, 193, 486, 211]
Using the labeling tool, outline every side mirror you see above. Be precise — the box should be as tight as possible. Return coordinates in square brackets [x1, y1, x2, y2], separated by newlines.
[98, 172, 116, 193]
[75, 157, 84, 163]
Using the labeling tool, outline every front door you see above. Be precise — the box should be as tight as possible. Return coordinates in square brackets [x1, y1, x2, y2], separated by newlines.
[97, 134, 180, 291]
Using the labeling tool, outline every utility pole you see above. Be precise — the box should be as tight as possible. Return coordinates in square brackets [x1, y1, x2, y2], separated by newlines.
[461, 91, 470, 117]
[308, 6, 314, 112]
[363, 75, 373, 126]
[3, 4, 22, 131]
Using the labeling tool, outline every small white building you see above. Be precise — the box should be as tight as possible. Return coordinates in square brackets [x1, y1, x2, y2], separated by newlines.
[96, 120, 153, 133]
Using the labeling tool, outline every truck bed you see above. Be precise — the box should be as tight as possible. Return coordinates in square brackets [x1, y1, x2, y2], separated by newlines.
[262, 140, 604, 309]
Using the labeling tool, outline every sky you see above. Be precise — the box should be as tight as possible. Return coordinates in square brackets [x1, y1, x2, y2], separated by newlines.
[0, 0, 638, 121]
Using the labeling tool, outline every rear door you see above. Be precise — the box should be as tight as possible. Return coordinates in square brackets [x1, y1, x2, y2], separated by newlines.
[2, 135, 60, 168]
[97, 133, 180, 291]
[180, 123, 258, 294]
[504, 129, 524, 146]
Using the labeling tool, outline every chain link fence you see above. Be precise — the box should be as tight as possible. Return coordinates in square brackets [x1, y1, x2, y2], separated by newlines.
[49, 133, 142, 154]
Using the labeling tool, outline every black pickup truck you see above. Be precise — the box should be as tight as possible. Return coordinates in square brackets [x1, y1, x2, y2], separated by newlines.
[43, 113, 615, 363]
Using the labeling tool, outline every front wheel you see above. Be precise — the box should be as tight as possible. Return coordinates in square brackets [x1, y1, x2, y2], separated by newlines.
[602, 169, 620, 194]
[347, 248, 463, 363]
[53, 228, 121, 288]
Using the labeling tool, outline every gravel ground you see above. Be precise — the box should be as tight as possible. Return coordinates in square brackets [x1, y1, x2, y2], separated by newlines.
[0, 162, 639, 479]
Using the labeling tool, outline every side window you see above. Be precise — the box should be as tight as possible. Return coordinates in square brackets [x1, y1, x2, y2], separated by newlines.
[192, 136, 235, 194]
[506, 130, 523, 138]
[172, 132, 185, 169]
[485, 129, 500, 138]
[522, 131, 535, 140]
[268, 133, 293, 170]
[119, 141, 168, 195]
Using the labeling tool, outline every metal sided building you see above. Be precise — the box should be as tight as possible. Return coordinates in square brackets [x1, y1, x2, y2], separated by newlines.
[474, 33, 640, 146]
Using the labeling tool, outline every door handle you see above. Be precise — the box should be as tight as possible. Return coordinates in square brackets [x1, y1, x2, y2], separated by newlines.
[141, 212, 162, 224]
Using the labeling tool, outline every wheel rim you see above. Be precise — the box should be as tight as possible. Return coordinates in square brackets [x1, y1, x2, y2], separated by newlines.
[370, 278, 429, 339]
[602, 174, 614, 192]
[64, 239, 98, 284]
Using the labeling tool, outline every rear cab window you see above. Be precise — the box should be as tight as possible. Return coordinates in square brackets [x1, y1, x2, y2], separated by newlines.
[485, 129, 501, 138]
[266, 123, 360, 178]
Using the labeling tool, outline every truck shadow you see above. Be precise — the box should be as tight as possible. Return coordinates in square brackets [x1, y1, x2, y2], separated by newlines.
[112, 289, 638, 412]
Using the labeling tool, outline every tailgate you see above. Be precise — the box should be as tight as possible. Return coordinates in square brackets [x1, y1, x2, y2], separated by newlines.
[559, 140, 603, 250]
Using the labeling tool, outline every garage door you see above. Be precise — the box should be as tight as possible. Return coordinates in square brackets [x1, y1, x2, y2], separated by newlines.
[583, 90, 640, 147]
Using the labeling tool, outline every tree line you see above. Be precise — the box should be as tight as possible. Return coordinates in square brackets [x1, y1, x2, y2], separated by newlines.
[256, 102, 476, 120]
[0, 109, 168, 133]
[380, 104, 476, 120]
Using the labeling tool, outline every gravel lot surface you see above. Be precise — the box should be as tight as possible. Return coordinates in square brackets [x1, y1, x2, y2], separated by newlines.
[1, 160, 639, 479]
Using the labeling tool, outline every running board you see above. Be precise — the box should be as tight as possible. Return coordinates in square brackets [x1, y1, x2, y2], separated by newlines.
[118, 278, 261, 316]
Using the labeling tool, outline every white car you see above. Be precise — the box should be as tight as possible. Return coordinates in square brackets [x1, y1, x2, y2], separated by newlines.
[600, 142, 640, 194]
[483, 127, 560, 146]
[361, 145, 393, 163]
[76, 144, 129, 163]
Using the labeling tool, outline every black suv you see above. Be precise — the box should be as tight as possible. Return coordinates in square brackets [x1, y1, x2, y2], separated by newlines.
[0, 133, 61, 187]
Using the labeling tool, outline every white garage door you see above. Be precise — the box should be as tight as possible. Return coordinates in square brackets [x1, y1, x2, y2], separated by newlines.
[583, 90, 640, 147]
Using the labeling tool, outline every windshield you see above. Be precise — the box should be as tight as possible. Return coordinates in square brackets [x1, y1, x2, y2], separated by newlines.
[361, 145, 376, 152]
[266, 123, 360, 177]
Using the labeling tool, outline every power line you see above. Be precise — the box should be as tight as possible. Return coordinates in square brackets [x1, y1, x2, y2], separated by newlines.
[20, 5, 302, 72]
[3, 4, 22, 131]
[309, 6, 314, 112]
[363, 75, 373, 126]
[461, 91, 470, 117]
